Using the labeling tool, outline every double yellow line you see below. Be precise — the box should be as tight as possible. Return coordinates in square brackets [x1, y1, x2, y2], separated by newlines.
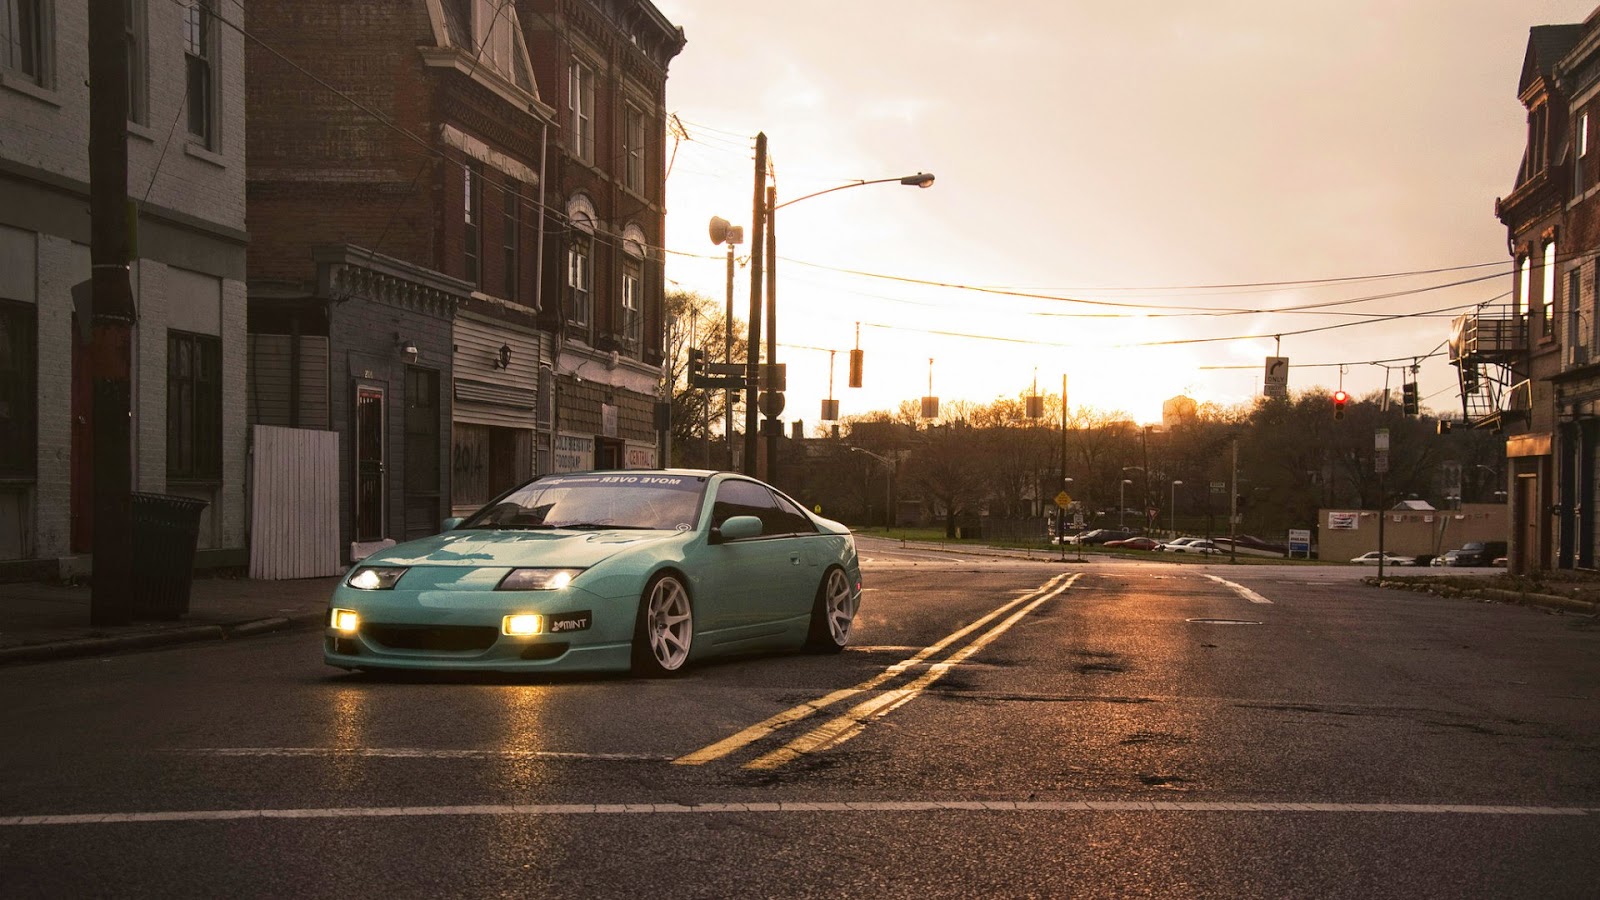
[674, 572, 1081, 770]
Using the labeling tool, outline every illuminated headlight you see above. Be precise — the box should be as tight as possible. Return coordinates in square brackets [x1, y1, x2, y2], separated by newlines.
[347, 567, 408, 590]
[329, 608, 360, 633]
[497, 568, 583, 591]
[502, 614, 544, 636]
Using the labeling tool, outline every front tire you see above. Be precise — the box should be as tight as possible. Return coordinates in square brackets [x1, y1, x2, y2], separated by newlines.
[632, 574, 694, 677]
[805, 567, 856, 653]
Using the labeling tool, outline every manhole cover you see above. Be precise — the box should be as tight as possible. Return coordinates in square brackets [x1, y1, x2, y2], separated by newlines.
[1186, 618, 1261, 625]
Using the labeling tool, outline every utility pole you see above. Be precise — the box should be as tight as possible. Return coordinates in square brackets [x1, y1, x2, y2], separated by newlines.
[88, 0, 135, 625]
[1229, 438, 1238, 564]
[722, 242, 734, 471]
[744, 133, 767, 476]
[764, 183, 780, 486]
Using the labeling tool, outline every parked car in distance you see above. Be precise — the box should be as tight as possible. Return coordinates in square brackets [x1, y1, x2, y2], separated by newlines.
[1161, 537, 1201, 551]
[1167, 538, 1221, 554]
[1447, 541, 1508, 566]
[1104, 536, 1164, 551]
[1350, 551, 1415, 565]
[1085, 528, 1137, 545]
[1431, 550, 1461, 567]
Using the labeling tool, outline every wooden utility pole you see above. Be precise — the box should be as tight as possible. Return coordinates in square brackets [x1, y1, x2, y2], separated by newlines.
[763, 184, 779, 486]
[744, 133, 766, 475]
[88, 0, 136, 625]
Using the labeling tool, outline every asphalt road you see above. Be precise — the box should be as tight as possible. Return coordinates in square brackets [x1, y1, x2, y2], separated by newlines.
[2, 540, 1596, 899]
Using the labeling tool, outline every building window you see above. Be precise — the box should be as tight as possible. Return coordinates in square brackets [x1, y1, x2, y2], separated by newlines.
[569, 58, 594, 163]
[567, 235, 591, 329]
[464, 160, 482, 287]
[1543, 240, 1557, 338]
[624, 103, 646, 193]
[0, 0, 45, 84]
[167, 330, 221, 481]
[183, 0, 216, 146]
[1527, 103, 1548, 179]
[1518, 255, 1530, 318]
[622, 262, 642, 350]
[1582, 112, 1591, 158]
[502, 176, 519, 301]
[1569, 267, 1585, 365]
[126, 0, 146, 124]
[0, 300, 36, 480]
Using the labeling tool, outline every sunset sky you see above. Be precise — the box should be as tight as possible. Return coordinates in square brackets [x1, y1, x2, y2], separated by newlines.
[651, 1, 1598, 427]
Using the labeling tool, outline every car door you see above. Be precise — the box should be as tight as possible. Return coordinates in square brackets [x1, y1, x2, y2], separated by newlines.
[697, 479, 808, 638]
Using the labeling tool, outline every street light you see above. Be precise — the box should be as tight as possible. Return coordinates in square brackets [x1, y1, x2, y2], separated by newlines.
[1170, 480, 1183, 538]
[1120, 466, 1144, 529]
[850, 446, 894, 530]
[708, 216, 745, 471]
[748, 144, 934, 485]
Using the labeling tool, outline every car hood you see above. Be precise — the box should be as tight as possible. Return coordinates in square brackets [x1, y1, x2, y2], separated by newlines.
[360, 528, 683, 569]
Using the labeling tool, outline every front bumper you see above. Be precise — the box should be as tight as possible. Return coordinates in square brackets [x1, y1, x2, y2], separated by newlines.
[323, 580, 634, 673]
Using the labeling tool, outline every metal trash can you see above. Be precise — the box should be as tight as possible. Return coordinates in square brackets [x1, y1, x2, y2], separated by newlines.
[130, 493, 209, 620]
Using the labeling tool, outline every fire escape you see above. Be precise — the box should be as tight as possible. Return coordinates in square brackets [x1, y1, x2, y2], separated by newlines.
[1449, 306, 1530, 431]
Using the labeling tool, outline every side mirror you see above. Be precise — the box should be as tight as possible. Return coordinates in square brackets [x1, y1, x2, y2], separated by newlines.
[441, 517, 464, 532]
[712, 515, 763, 543]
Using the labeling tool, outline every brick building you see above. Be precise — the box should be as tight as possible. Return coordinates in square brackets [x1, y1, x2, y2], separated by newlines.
[1, 0, 249, 578]
[246, 0, 560, 559]
[1457, 8, 1600, 574]
[524, 0, 684, 473]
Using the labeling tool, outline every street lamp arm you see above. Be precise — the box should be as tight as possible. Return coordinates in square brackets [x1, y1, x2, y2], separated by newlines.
[774, 173, 934, 210]
[849, 446, 891, 466]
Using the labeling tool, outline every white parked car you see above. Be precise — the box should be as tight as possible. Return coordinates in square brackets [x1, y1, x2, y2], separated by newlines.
[1161, 537, 1201, 551]
[1166, 538, 1222, 554]
[1350, 551, 1415, 566]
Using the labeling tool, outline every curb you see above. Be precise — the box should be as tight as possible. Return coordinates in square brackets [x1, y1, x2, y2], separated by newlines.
[1372, 578, 1599, 616]
[0, 612, 325, 666]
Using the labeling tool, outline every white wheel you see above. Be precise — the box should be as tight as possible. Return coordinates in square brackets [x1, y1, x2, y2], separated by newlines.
[633, 574, 694, 676]
[806, 567, 856, 652]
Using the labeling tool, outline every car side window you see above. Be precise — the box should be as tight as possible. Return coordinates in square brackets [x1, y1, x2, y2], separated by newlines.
[771, 492, 816, 535]
[711, 480, 779, 534]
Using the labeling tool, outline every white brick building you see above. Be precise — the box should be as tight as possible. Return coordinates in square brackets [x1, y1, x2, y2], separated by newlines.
[0, 0, 247, 576]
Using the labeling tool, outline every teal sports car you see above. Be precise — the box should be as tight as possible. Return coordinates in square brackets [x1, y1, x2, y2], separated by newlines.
[324, 470, 862, 676]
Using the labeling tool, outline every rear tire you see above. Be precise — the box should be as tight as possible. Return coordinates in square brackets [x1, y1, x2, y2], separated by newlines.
[632, 573, 694, 677]
[805, 567, 856, 653]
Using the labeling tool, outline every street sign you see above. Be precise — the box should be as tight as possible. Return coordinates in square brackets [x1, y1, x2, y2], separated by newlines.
[1264, 356, 1289, 398]
[1054, 491, 1072, 509]
[1375, 428, 1390, 474]
[1210, 481, 1226, 493]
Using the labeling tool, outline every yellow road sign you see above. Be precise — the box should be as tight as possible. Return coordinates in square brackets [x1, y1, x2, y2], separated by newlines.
[1054, 491, 1072, 509]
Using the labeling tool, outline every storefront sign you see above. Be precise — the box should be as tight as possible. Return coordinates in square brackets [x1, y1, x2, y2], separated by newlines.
[625, 444, 657, 469]
[1327, 512, 1359, 530]
[553, 432, 594, 473]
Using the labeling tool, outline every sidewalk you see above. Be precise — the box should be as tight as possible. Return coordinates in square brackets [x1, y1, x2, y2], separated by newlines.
[0, 573, 340, 665]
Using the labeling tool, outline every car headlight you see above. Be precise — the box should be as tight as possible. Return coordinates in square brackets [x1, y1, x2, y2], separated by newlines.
[329, 608, 360, 633]
[347, 567, 408, 590]
[497, 568, 584, 591]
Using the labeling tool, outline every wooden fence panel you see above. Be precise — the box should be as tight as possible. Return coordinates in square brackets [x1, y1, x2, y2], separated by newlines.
[249, 425, 341, 579]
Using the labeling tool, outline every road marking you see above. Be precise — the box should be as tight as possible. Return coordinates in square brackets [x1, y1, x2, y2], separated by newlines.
[4, 799, 1592, 827]
[166, 748, 672, 762]
[1203, 574, 1274, 604]
[743, 574, 1082, 770]
[673, 573, 1075, 766]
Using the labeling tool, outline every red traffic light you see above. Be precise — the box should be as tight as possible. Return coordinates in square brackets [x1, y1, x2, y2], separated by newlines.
[1333, 390, 1349, 403]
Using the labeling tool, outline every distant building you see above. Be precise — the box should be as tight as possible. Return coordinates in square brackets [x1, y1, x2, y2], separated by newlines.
[2, 0, 249, 577]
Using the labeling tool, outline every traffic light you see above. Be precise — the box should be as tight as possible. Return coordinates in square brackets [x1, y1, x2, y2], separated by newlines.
[848, 348, 864, 388]
[1401, 381, 1419, 416]
[1333, 390, 1349, 419]
[686, 347, 705, 386]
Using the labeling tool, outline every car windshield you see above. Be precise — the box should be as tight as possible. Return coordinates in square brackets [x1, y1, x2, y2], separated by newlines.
[460, 473, 707, 531]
